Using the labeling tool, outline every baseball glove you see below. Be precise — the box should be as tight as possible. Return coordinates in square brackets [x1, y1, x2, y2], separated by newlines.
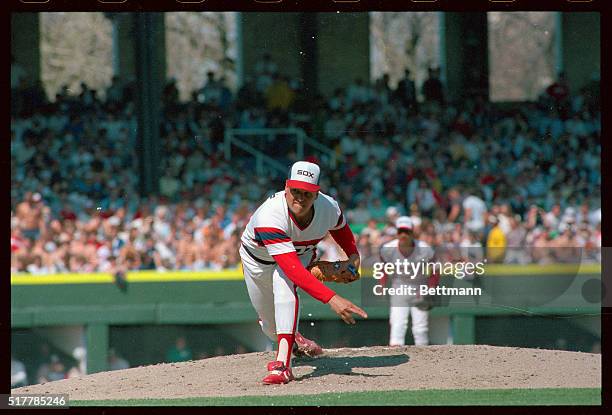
[308, 260, 360, 284]
[412, 295, 434, 311]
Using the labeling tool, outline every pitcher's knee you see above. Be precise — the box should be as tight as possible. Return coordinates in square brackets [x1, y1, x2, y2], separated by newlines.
[274, 299, 297, 313]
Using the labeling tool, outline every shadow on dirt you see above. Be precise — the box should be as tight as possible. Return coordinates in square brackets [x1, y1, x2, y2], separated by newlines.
[292, 353, 410, 380]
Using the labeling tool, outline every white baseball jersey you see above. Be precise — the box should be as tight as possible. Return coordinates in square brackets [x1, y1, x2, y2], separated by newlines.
[379, 239, 435, 288]
[241, 191, 345, 261]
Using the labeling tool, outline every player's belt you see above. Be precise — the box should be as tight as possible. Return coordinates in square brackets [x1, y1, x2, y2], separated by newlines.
[241, 244, 276, 265]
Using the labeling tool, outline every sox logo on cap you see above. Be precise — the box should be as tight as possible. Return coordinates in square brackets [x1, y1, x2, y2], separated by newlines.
[286, 161, 321, 192]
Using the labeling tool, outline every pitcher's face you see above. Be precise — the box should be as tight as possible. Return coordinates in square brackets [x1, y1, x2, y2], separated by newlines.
[285, 187, 317, 217]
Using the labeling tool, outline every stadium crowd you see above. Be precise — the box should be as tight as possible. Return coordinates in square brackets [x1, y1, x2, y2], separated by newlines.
[11, 55, 601, 274]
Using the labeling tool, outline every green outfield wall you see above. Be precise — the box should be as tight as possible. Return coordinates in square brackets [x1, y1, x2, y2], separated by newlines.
[11, 264, 601, 375]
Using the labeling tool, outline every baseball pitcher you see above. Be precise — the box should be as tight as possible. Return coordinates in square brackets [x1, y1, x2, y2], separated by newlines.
[240, 161, 367, 385]
[379, 216, 438, 346]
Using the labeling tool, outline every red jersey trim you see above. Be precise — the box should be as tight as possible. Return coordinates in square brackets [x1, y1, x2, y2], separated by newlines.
[287, 207, 315, 231]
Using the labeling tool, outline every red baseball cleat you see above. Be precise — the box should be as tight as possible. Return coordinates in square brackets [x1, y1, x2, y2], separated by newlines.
[294, 332, 324, 357]
[262, 361, 294, 385]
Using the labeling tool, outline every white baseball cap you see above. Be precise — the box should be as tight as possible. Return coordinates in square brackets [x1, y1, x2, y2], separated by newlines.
[395, 216, 414, 231]
[286, 161, 321, 192]
[386, 206, 399, 218]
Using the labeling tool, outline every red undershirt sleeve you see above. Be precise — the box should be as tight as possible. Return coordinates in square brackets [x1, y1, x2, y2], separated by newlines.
[329, 222, 359, 257]
[379, 249, 388, 287]
[272, 251, 336, 304]
[428, 252, 440, 288]
[428, 272, 440, 288]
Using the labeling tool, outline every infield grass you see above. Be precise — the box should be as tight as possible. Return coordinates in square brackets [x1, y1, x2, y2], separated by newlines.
[72, 387, 600, 406]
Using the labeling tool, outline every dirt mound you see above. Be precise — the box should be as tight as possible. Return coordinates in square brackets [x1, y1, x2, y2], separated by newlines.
[13, 345, 600, 401]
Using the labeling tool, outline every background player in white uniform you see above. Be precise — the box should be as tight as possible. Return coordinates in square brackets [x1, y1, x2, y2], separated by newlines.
[240, 161, 368, 384]
[379, 217, 437, 346]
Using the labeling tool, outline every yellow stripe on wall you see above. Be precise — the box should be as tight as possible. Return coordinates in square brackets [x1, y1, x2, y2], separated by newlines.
[481, 263, 600, 275]
[10, 262, 599, 285]
[11, 267, 245, 285]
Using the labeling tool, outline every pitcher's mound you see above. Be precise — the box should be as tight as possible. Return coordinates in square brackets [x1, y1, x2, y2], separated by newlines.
[12, 345, 601, 401]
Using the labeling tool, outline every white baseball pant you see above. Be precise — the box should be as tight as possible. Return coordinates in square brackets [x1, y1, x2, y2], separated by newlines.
[389, 306, 429, 346]
[239, 245, 314, 340]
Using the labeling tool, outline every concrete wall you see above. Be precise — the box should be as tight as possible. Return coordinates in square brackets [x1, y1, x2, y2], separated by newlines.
[10, 12, 600, 100]
[11, 13, 41, 85]
[561, 12, 600, 91]
[10, 12, 163, 88]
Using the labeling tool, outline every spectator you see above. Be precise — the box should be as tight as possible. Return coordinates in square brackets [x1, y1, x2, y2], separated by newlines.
[159, 167, 181, 200]
[407, 204, 423, 233]
[11, 356, 28, 387]
[162, 77, 180, 109]
[486, 216, 507, 263]
[543, 204, 562, 231]
[422, 67, 444, 105]
[446, 188, 463, 223]
[505, 215, 528, 264]
[552, 225, 581, 263]
[9, 61, 600, 272]
[347, 200, 371, 225]
[40, 355, 66, 383]
[254, 52, 278, 93]
[166, 336, 193, 363]
[395, 68, 417, 110]
[236, 76, 261, 109]
[546, 72, 570, 104]
[15, 192, 43, 241]
[360, 219, 382, 247]
[265, 74, 295, 111]
[176, 228, 203, 270]
[198, 71, 222, 106]
[346, 78, 370, 108]
[108, 348, 130, 371]
[460, 230, 484, 262]
[413, 180, 438, 218]
[217, 76, 233, 112]
[463, 188, 487, 233]
[106, 76, 124, 107]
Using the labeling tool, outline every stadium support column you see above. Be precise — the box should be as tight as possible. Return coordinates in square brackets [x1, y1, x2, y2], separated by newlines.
[452, 314, 476, 345]
[11, 13, 40, 85]
[240, 13, 301, 84]
[442, 13, 489, 102]
[560, 13, 600, 91]
[133, 13, 165, 196]
[316, 13, 369, 97]
[86, 323, 109, 374]
[298, 13, 318, 100]
[104, 13, 137, 83]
